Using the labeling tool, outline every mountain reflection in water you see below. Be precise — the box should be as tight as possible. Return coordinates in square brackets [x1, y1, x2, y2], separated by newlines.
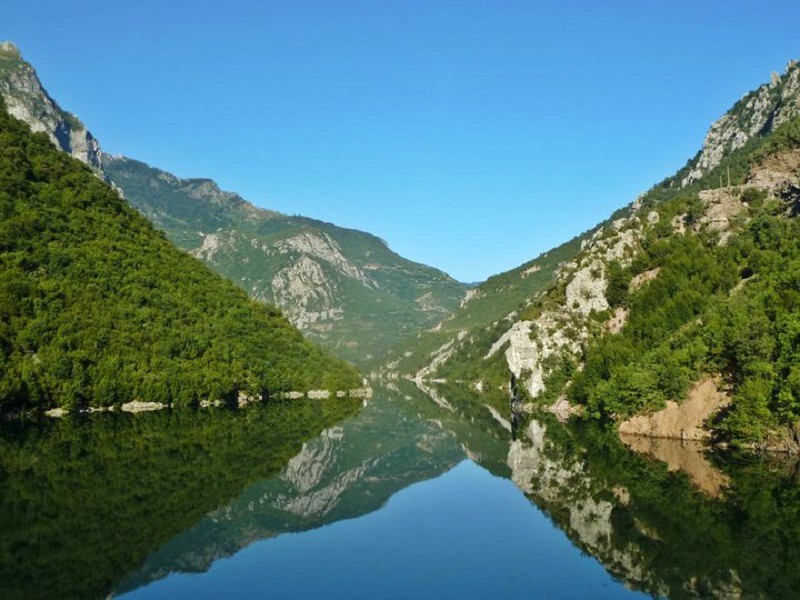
[2, 381, 799, 599]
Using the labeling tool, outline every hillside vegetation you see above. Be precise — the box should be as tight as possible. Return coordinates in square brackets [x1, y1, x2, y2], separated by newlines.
[0, 42, 466, 370]
[568, 117, 800, 444]
[0, 99, 361, 413]
[384, 231, 589, 379]
[412, 61, 800, 449]
[103, 156, 466, 368]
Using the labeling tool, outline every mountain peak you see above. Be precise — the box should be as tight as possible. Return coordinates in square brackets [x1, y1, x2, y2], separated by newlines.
[0, 41, 21, 58]
[681, 59, 800, 186]
[0, 42, 103, 170]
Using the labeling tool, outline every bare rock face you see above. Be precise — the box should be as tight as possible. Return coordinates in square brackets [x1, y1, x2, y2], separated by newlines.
[682, 62, 800, 186]
[271, 255, 344, 328]
[746, 147, 800, 195]
[267, 232, 375, 329]
[191, 229, 374, 330]
[275, 232, 376, 289]
[190, 232, 230, 263]
[120, 401, 166, 413]
[618, 377, 730, 441]
[485, 213, 646, 399]
[0, 41, 103, 171]
[486, 311, 584, 398]
[697, 188, 748, 242]
[565, 261, 609, 316]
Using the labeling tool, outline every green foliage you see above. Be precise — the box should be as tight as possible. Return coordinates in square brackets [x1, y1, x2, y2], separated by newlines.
[533, 112, 800, 446]
[0, 99, 361, 412]
[389, 231, 591, 378]
[102, 157, 467, 369]
[605, 260, 631, 308]
[570, 185, 800, 445]
[407, 98, 800, 447]
[741, 186, 767, 207]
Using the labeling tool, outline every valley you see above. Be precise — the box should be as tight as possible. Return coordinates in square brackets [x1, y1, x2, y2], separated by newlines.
[2, 23, 800, 600]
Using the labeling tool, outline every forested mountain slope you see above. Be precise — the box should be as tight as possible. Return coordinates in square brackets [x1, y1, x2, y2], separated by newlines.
[0, 42, 466, 369]
[102, 156, 466, 368]
[410, 60, 800, 449]
[0, 97, 361, 412]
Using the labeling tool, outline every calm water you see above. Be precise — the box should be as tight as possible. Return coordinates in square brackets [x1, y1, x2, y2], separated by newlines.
[2, 381, 799, 599]
[121, 461, 639, 600]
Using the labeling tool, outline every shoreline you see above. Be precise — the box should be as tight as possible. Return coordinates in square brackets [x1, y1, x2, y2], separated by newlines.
[2, 386, 374, 420]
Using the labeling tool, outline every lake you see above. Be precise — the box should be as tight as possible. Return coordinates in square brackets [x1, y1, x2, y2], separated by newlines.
[1, 381, 798, 599]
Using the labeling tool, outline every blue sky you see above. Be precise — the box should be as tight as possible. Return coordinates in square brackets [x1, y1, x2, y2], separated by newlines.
[5, 1, 800, 281]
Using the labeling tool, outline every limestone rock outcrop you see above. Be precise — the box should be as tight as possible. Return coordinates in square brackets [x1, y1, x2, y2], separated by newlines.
[0, 41, 103, 170]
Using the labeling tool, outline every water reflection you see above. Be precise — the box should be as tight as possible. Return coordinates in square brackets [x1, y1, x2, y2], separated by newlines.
[509, 416, 800, 599]
[115, 379, 514, 595]
[0, 397, 362, 600]
[2, 381, 800, 599]
[619, 434, 729, 497]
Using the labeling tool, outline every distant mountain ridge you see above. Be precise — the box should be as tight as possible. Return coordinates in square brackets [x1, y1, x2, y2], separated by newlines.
[0, 41, 466, 369]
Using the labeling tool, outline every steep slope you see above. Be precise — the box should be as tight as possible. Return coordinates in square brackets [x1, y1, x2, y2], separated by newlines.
[0, 42, 466, 369]
[384, 230, 590, 382]
[0, 41, 102, 170]
[681, 59, 800, 185]
[101, 157, 465, 368]
[413, 60, 800, 449]
[0, 96, 361, 412]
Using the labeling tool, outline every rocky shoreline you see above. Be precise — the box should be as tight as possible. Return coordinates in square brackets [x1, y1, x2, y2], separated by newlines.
[616, 376, 800, 455]
[30, 386, 374, 418]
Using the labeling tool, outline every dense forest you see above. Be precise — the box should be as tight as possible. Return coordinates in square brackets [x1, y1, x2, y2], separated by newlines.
[101, 155, 467, 370]
[0, 98, 361, 413]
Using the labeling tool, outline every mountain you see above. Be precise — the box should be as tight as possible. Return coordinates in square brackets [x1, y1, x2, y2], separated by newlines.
[405, 59, 800, 450]
[383, 228, 591, 381]
[0, 42, 467, 369]
[102, 156, 466, 368]
[0, 93, 361, 412]
[0, 41, 102, 171]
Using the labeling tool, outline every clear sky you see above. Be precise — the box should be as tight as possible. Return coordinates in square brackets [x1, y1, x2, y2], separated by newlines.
[5, 1, 800, 282]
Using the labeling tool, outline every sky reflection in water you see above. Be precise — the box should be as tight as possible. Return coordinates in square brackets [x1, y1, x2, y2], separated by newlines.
[122, 459, 641, 600]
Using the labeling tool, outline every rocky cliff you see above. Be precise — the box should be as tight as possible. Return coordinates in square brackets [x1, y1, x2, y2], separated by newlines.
[0, 42, 102, 170]
[682, 60, 800, 185]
